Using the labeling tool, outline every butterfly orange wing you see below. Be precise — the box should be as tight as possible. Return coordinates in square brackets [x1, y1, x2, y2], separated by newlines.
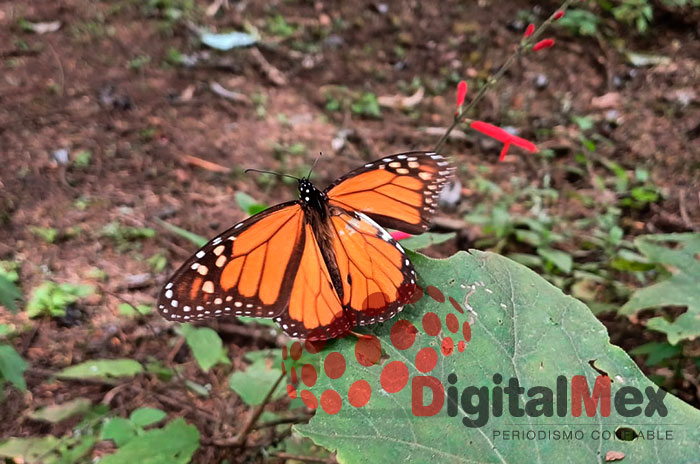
[273, 222, 353, 340]
[157, 201, 305, 321]
[325, 152, 455, 234]
[327, 208, 417, 328]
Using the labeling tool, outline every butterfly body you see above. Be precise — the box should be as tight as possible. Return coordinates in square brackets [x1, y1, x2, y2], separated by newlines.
[158, 152, 455, 340]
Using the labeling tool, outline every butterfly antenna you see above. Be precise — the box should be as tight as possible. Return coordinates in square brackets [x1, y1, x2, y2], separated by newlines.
[244, 168, 300, 182]
[307, 152, 323, 179]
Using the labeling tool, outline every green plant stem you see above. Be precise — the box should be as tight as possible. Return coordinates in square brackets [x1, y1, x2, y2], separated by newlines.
[433, 0, 576, 153]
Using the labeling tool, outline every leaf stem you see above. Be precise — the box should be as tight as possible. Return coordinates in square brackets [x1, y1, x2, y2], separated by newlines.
[433, 0, 575, 153]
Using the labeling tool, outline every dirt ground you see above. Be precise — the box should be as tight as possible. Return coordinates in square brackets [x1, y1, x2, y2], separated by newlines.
[1, 0, 699, 462]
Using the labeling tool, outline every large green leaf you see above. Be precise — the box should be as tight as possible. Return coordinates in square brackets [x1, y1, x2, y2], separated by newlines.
[296, 250, 700, 463]
[99, 418, 199, 464]
[620, 233, 700, 344]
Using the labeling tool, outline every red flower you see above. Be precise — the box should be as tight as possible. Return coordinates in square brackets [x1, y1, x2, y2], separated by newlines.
[390, 231, 412, 241]
[523, 23, 535, 38]
[533, 38, 555, 51]
[470, 121, 537, 161]
[554, 10, 565, 20]
[456, 80, 468, 110]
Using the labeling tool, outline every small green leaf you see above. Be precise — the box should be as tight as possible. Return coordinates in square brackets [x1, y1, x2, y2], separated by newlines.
[235, 192, 268, 216]
[118, 303, 151, 317]
[537, 247, 573, 273]
[101, 417, 137, 447]
[29, 226, 58, 243]
[0, 274, 22, 313]
[154, 218, 207, 247]
[0, 344, 28, 391]
[99, 418, 199, 464]
[57, 359, 143, 380]
[181, 325, 229, 372]
[28, 397, 92, 423]
[399, 232, 455, 251]
[629, 342, 682, 366]
[129, 407, 167, 427]
[73, 149, 92, 167]
[229, 358, 284, 405]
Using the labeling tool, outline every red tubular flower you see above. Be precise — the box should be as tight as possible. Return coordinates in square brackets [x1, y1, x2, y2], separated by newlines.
[533, 38, 555, 51]
[456, 80, 468, 109]
[390, 231, 412, 241]
[523, 23, 535, 38]
[470, 121, 537, 162]
[554, 10, 565, 20]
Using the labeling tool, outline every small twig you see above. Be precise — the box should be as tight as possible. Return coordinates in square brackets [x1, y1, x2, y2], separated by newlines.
[181, 154, 231, 173]
[234, 370, 286, 445]
[253, 414, 311, 430]
[250, 47, 288, 86]
[210, 370, 286, 447]
[433, 0, 575, 153]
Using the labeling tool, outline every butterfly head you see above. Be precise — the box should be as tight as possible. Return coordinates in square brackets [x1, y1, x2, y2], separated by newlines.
[298, 178, 327, 210]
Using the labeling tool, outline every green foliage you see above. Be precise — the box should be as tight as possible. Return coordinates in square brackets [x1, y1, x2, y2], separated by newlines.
[180, 324, 230, 372]
[0, 344, 28, 392]
[0, 404, 107, 463]
[266, 14, 297, 37]
[350, 92, 381, 119]
[612, 0, 653, 33]
[118, 303, 152, 318]
[0, 273, 22, 313]
[101, 407, 168, 447]
[399, 232, 455, 251]
[100, 417, 199, 464]
[130, 407, 167, 427]
[229, 352, 284, 405]
[620, 233, 700, 344]
[72, 149, 92, 167]
[28, 398, 92, 423]
[57, 359, 143, 380]
[629, 341, 683, 367]
[323, 86, 382, 119]
[235, 192, 268, 216]
[29, 226, 58, 243]
[148, 251, 168, 273]
[0, 436, 61, 463]
[556, 9, 599, 35]
[297, 251, 700, 462]
[128, 54, 151, 70]
[102, 222, 156, 252]
[26, 281, 94, 318]
[155, 218, 207, 247]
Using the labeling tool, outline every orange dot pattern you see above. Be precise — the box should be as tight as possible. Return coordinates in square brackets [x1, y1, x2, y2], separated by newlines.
[281, 282, 473, 414]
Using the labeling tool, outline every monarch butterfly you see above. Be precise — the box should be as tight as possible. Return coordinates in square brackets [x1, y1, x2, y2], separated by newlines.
[157, 152, 455, 340]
